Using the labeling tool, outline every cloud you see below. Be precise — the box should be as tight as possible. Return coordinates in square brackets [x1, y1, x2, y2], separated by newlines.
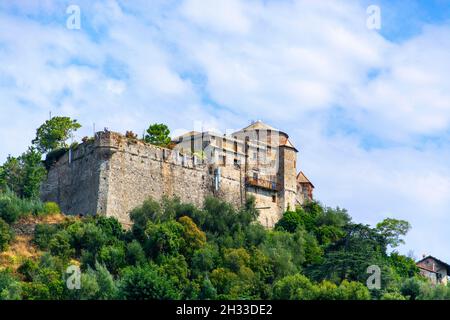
[0, 0, 450, 260]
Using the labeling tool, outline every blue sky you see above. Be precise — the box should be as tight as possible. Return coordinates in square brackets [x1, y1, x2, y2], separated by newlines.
[1, 0, 450, 262]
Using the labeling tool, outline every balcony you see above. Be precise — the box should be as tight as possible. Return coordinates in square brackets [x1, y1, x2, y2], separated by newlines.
[245, 176, 280, 191]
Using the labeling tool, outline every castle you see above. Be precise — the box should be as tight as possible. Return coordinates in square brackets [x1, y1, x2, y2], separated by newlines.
[40, 121, 314, 228]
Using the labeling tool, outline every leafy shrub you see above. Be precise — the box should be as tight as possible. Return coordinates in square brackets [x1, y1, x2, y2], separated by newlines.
[0, 270, 21, 300]
[0, 196, 22, 224]
[42, 202, 60, 215]
[34, 223, 60, 250]
[66, 222, 107, 255]
[0, 191, 50, 223]
[126, 240, 146, 266]
[275, 211, 303, 232]
[17, 259, 39, 282]
[49, 230, 75, 260]
[381, 292, 407, 300]
[0, 218, 13, 252]
[272, 274, 318, 300]
[98, 243, 126, 274]
[119, 264, 181, 300]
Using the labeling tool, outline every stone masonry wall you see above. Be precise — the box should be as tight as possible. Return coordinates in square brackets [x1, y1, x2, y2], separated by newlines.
[40, 138, 104, 216]
[104, 133, 243, 225]
[42, 131, 250, 226]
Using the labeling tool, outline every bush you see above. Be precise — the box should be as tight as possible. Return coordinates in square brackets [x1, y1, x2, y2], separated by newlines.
[0, 218, 13, 252]
[0, 196, 22, 224]
[381, 292, 407, 300]
[98, 243, 126, 274]
[126, 240, 146, 266]
[272, 274, 318, 300]
[17, 259, 39, 282]
[34, 223, 60, 250]
[0, 270, 21, 300]
[42, 202, 60, 215]
[0, 191, 49, 223]
[49, 230, 75, 260]
[275, 211, 303, 233]
[119, 264, 181, 300]
[66, 222, 107, 255]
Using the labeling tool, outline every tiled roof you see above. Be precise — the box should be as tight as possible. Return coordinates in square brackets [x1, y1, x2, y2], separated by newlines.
[416, 255, 450, 273]
[297, 171, 314, 188]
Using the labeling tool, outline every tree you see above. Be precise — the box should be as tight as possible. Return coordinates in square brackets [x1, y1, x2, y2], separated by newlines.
[19, 147, 46, 199]
[0, 147, 46, 199]
[145, 220, 185, 258]
[376, 218, 411, 248]
[275, 211, 303, 233]
[272, 274, 318, 300]
[0, 156, 21, 194]
[178, 216, 206, 257]
[0, 270, 21, 300]
[389, 252, 419, 278]
[144, 123, 171, 147]
[118, 264, 181, 300]
[32, 116, 81, 153]
[309, 223, 386, 283]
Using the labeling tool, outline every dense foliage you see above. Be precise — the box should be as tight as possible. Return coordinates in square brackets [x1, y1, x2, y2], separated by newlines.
[0, 147, 46, 199]
[0, 190, 446, 300]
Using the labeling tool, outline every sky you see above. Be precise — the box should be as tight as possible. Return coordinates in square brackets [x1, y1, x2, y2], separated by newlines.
[1, 0, 450, 261]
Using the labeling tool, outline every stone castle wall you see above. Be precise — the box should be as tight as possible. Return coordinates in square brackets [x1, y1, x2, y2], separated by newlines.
[41, 131, 250, 226]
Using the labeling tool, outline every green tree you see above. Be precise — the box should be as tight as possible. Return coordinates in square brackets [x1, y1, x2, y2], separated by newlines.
[98, 243, 126, 274]
[19, 147, 46, 199]
[0, 218, 13, 252]
[144, 123, 171, 147]
[309, 223, 386, 283]
[0, 270, 21, 300]
[0, 147, 46, 199]
[145, 220, 185, 258]
[376, 218, 411, 248]
[0, 156, 22, 194]
[178, 216, 206, 257]
[389, 252, 419, 278]
[126, 240, 147, 266]
[32, 116, 81, 153]
[119, 264, 181, 300]
[272, 273, 318, 300]
[275, 210, 303, 233]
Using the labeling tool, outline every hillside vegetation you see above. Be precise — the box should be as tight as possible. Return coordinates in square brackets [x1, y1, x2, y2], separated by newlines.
[0, 189, 449, 300]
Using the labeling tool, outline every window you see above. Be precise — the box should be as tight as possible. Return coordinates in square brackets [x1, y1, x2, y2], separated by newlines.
[253, 172, 258, 180]
[234, 158, 239, 166]
[272, 195, 276, 203]
[234, 141, 238, 152]
[222, 155, 226, 165]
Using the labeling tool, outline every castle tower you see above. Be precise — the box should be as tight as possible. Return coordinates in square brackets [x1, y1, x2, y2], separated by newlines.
[277, 133, 298, 213]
